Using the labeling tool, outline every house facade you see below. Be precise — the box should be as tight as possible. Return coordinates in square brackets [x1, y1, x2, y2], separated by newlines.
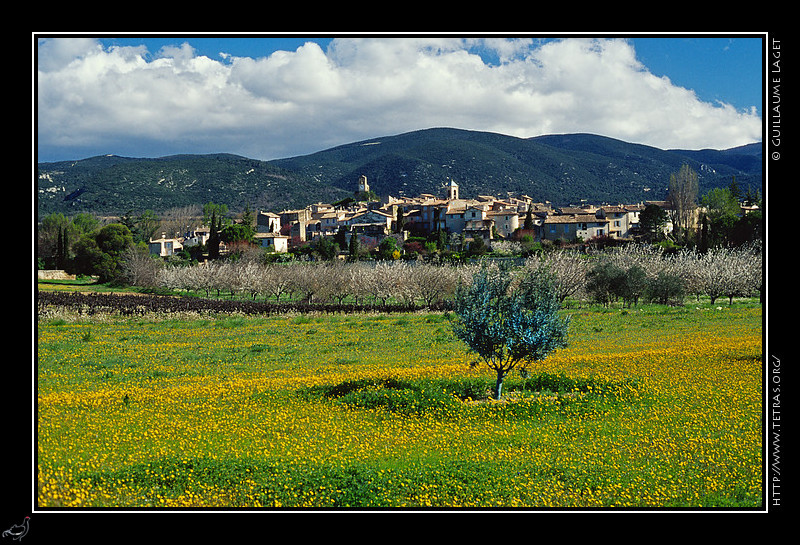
[256, 211, 281, 234]
[541, 213, 610, 242]
[600, 205, 644, 239]
[148, 236, 183, 257]
[488, 209, 520, 239]
[255, 232, 289, 253]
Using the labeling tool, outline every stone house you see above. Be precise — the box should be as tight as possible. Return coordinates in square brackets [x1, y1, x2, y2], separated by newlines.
[541, 213, 610, 242]
[444, 206, 467, 234]
[254, 232, 289, 253]
[148, 235, 183, 257]
[256, 211, 281, 234]
[487, 209, 520, 239]
[599, 205, 644, 239]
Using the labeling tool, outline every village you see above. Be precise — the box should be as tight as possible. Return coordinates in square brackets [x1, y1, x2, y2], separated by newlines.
[146, 174, 751, 259]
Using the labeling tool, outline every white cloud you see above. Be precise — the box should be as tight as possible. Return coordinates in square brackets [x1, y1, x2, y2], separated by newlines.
[36, 36, 763, 161]
[230, 41, 345, 103]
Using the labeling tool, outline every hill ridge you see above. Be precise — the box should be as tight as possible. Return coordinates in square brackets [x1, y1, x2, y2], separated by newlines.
[37, 128, 762, 218]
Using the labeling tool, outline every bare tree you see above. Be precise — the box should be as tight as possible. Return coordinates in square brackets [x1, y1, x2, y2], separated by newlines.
[695, 247, 752, 305]
[667, 164, 699, 243]
[742, 244, 763, 301]
[324, 261, 355, 304]
[409, 263, 459, 308]
[366, 261, 412, 305]
[526, 250, 588, 305]
[290, 262, 329, 303]
[490, 240, 522, 256]
[120, 245, 163, 288]
[237, 261, 266, 300]
[346, 263, 372, 305]
[262, 263, 294, 303]
[669, 249, 704, 301]
[206, 262, 233, 297]
[159, 204, 203, 238]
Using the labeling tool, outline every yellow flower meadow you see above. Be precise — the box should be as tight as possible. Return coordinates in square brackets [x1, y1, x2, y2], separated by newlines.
[37, 306, 763, 509]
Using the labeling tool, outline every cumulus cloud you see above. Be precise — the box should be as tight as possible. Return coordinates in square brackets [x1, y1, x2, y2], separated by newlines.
[36, 36, 763, 161]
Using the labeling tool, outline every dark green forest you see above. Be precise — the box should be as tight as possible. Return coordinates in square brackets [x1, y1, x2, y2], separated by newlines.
[37, 128, 762, 219]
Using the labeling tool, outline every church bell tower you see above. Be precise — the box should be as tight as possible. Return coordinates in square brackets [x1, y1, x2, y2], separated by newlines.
[358, 175, 369, 193]
[447, 179, 459, 200]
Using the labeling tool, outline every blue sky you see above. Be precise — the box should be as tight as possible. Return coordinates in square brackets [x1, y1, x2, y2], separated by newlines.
[36, 34, 765, 162]
[628, 37, 762, 115]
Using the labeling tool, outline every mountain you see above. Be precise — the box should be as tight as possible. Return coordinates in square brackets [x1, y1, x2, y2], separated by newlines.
[36, 153, 352, 219]
[36, 128, 762, 219]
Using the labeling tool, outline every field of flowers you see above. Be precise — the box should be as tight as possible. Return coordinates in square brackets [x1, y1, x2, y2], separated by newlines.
[36, 302, 763, 509]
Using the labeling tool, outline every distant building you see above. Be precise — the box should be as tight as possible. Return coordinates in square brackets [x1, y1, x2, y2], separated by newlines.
[541, 213, 609, 242]
[148, 235, 183, 257]
[256, 211, 281, 234]
[254, 232, 289, 253]
[182, 227, 210, 248]
[254, 173, 658, 251]
[488, 209, 520, 239]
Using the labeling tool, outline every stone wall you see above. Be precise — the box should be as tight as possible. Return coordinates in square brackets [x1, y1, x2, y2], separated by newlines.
[38, 270, 76, 280]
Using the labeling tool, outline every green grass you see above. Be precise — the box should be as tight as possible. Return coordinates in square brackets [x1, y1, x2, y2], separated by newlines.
[36, 303, 764, 509]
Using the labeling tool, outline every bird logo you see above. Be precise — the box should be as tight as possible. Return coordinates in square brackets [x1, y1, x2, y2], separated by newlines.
[2, 517, 29, 541]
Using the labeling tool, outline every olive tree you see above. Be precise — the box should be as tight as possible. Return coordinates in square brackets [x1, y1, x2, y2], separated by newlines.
[450, 266, 570, 400]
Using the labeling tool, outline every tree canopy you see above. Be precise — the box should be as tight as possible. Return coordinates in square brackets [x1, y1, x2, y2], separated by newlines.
[450, 266, 570, 399]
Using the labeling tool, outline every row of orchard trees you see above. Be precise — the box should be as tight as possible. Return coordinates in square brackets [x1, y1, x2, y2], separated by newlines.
[151, 242, 762, 308]
[156, 260, 470, 308]
[578, 242, 763, 307]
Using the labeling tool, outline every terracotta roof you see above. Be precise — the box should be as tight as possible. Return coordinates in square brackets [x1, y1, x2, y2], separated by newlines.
[487, 209, 519, 216]
[544, 214, 608, 224]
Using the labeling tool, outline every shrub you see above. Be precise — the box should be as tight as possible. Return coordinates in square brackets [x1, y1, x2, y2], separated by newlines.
[646, 272, 686, 305]
[585, 261, 626, 307]
[619, 265, 648, 308]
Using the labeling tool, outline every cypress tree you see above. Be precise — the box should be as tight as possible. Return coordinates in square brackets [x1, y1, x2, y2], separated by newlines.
[207, 211, 220, 260]
[395, 206, 405, 234]
[348, 232, 360, 259]
[56, 225, 67, 269]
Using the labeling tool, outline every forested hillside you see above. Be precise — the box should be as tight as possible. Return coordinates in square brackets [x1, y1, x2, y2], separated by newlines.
[36, 129, 762, 219]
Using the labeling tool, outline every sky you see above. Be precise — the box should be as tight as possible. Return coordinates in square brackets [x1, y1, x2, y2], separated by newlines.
[34, 33, 765, 163]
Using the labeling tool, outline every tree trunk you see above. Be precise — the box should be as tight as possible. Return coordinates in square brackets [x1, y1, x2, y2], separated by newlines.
[494, 371, 504, 400]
